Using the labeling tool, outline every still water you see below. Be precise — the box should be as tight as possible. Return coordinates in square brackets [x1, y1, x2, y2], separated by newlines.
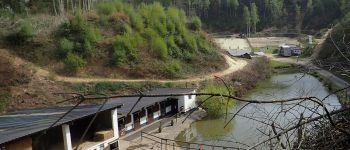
[176, 73, 341, 149]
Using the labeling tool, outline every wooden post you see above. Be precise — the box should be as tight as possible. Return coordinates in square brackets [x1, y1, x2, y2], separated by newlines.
[165, 139, 167, 150]
[346, 90, 348, 101]
[173, 143, 175, 150]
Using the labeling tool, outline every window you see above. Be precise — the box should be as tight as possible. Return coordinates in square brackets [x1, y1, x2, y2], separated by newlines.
[188, 95, 192, 99]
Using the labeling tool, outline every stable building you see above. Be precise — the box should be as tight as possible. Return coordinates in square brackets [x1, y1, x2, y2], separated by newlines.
[109, 88, 197, 136]
[279, 44, 302, 57]
[0, 104, 122, 150]
[0, 88, 197, 150]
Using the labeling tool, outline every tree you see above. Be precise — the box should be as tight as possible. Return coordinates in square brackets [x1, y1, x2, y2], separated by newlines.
[250, 3, 260, 33]
[269, 0, 284, 23]
[295, 3, 302, 34]
[227, 0, 239, 17]
[243, 6, 251, 36]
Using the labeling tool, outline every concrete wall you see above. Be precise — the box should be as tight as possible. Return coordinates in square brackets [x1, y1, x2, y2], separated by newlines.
[3, 137, 32, 150]
[177, 90, 197, 112]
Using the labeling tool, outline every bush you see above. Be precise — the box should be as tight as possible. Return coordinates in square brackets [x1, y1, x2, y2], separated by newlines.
[197, 37, 211, 53]
[163, 60, 182, 78]
[110, 33, 139, 66]
[6, 21, 34, 45]
[272, 49, 279, 54]
[199, 85, 235, 118]
[0, 92, 11, 113]
[64, 53, 86, 74]
[302, 45, 314, 57]
[58, 38, 74, 58]
[59, 12, 100, 58]
[97, 3, 116, 16]
[152, 37, 168, 60]
[167, 36, 182, 58]
[183, 33, 198, 52]
[191, 16, 202, 31]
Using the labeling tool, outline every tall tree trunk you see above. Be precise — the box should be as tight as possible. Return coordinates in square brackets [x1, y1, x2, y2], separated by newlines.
[71, 0, 74, 13]
[53, 0, 58, 15]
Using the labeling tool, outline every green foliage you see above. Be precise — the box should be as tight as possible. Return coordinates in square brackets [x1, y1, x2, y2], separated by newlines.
[191, 16, 202, 31]
[59, 12, 100, 58]
[250, 3, 260, 32]
[152, 36, 168, 60]
[243, 6, 251, 26]
[58, 38, 74, 57]
[110, 32, 140, 66]
[183, 33, 198, 52]
[97, 2, 116, 16]
[199, 85, 235, 118]
[301, 45, 314, 57]
[0, 92, 11, 113]
[64, 53, 87, 74]
[163, 60, 182, 78]
[6, 21, 33, 45]
[272, 49, 279, 54]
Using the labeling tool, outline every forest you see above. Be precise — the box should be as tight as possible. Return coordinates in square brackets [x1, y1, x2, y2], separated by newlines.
[2, 0, 349, 33]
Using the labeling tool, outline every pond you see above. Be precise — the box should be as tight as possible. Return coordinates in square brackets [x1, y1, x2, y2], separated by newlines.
[176, 73, 341, 149]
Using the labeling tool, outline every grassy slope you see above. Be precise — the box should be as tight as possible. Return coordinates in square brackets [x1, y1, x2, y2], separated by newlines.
[0, 2, 226, 80]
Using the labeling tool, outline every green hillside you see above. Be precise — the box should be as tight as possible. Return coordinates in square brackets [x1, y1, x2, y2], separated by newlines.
[0, 1, 225, 79]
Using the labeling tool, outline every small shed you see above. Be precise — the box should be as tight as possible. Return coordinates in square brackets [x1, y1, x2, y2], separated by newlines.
[228, 49, 252, 59]
[279, 44, 302, 57]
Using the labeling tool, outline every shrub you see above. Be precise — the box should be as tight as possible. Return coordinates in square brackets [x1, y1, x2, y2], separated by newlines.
[152, 37, 168, 60]
[0, 92, 11, 113]
[191, 16, 202, 31]
[197, 37, 211, 53]
[110, 33, 139, 66]
[183, 33, 198, 52]
[6, 21, 33, 45]
[124, 5, 144, 31]
[199, 85, 235, 118]
[272, 49, 279, 54]
[64, 53, 86, 74]
[21, 21, 34, 37]
[167, 36, 182, 58]
[60, 13, 100, 58]
[301, 45, 315, 57]
[58, 38, 74, 58]
[97, 3, 116, 16]
[163, 60, 182, 78]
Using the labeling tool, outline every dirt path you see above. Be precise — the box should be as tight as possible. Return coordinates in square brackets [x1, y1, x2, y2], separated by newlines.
[55, 54, 247, 83]
[0, 48, 247, 83]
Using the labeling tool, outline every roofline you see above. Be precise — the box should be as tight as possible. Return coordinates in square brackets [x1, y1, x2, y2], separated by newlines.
[0, 104, 122, 145]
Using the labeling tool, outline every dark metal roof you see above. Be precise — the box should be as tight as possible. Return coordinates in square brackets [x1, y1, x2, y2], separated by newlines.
[108, 88, 196, 118]
[0, 88, 195, 144]
[0, 104, 122, 144]
[228, 49, 252, 56]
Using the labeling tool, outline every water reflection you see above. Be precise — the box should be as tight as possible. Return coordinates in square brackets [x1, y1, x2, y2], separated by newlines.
[176, 73, 341, 149]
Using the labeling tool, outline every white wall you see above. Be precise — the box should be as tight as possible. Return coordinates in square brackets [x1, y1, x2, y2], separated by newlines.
[153, 111, 160, 119]
[111, 108, 119, 139]
[177, 90, 197, 113]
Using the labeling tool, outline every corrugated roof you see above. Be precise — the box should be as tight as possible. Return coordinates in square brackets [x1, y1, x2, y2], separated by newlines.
[228, 49, 251, 56]
[0, 104, 122, 144]
[109, 88, 196, 118]
[0, 88, 196, 144]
